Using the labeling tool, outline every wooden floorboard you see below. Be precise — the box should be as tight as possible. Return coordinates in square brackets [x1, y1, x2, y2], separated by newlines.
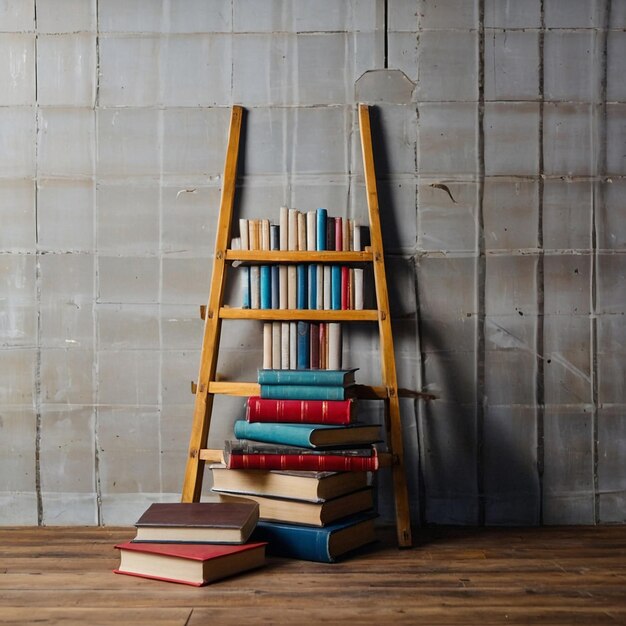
[0, 526, 625, 625]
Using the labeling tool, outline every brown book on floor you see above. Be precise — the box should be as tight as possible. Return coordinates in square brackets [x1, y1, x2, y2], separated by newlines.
[132, 502, 259, 544]
[115, 541, 266, 586]
[213, 488, 373, 526]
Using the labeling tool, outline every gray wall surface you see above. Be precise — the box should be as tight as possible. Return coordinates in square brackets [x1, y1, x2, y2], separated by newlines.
[0, 0, 624, 526]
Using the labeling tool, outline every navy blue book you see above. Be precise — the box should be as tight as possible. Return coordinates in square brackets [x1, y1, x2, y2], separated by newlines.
[308, 264, 317, 309]
[316, 209, 327, 251]
[251, 513, 377, 563]
[296, 264, 307, 309]
[296, 321, 310, 370]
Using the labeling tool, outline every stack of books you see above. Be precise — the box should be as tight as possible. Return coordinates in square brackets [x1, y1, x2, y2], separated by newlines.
[211, 368, 380, 563]
[114, 502, 267, 586]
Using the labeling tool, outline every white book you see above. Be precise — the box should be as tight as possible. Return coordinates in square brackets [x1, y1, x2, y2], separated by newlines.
[287, 266, 297, 309]
[323, 266, 332, 310]
[281, 321, 290, 369]
[288, 209, 298, 251]
[262, 323, 272, 369]
[289, 321, 297, 370]
[239, 218, 249, 250]
[353, 221, 361, 252]
[328, 322, 342, 370]
[279, 206, 289, 251]
[316, 263, 324, 310]
[260, 219, 270, 251]
[354, 268, 364, 310]
[297, 212, 307, 251]
[306, 211, 316, 252]
[272, 322, 281, 370]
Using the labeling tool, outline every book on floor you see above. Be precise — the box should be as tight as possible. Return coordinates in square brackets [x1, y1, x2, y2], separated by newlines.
[132, 502, 259, 544]
[222, 441, 380, 472]
[213, 487, 373, 526]
[233, 420, 381, 449]
[114, 541, 267, 587]
[251, 513, 377, 563]
[210, 465, 369, 502]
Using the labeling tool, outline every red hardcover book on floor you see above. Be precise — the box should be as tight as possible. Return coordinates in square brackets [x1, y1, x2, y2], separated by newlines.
[246, 396, 356, 425]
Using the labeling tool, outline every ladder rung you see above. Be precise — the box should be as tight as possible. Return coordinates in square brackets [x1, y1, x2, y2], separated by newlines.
[219, 308, 379, 321]
[225, 249, 373, 263]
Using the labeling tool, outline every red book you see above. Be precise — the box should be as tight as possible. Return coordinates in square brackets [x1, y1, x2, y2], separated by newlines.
[319, 322, 327, 369]
[309, 322, 320, 369]
[114, 541, 266, 587]
[223, 442, 379, 472]
[246, 396, 355, 425]
[334, 217, 343, 251]
[341, 266, 350, 310]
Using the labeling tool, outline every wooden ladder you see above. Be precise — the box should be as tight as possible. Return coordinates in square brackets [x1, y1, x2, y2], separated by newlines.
[181, 104, 413, 548]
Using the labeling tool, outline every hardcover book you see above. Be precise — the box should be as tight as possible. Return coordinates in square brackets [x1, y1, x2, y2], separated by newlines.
[213, 487, 373, 526]
[233, 420, 381, 449]
[115, 540, 266, 586]
[260, 384, 354, 401]
[210, 465, 369, 502]
[257, 368, 357, 386]
[245, 396, 356, 425]
[132, 502, 259, 544]
[252, 513, 376, 563]
[222, 441, 380, 472]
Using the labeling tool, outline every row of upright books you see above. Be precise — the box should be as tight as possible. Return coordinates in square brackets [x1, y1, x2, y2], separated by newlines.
[210, 367, 380, 563]
[234, 207, 365, 311]
[262, 320, 342, 371]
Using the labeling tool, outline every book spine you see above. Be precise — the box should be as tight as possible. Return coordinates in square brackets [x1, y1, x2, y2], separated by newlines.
[308, 264, 317, 310]
[316, 208, 327, 251]
[354, 268, 364, 310]
[335, 217, 343, 251]
[249, 219, 260, 309]
[262, 322, 272, 369]
[246, 397, 354, 425]
[233, 420, 316, 448]
[287, 209, 298, 310]
[289, 321, 297, 370]
[331, 265, 341, 310]
[271, 322, 281, 370]
[316, 263, 324, 310]
[260, 266, 271, 309]
[279, 207, 288, 309]
[328, 322, 342, 371]
[326, 217, 335, 251]
[297, 211, 306, 251]
[319, 322, 327, 369]
[309, 322, 320, 369]
[270, 224, 280, 309]
[280, 321, 290, 370]
[341, 265, 350, 310]
[296, 264, 307, 309]
[323, 266, 331, 311]
[226, 452, 378, 472]
[353, 221, 361, 251]
[296, 321, 310, 370]
[260, 384, 348, 401]
[306, 211, 316, 252]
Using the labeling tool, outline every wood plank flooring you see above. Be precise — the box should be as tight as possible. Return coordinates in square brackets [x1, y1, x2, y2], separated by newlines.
[1, 525, 625, 625]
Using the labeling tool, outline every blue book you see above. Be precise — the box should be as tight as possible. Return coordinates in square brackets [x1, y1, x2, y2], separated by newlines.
[331, 265, 341, 310]
[257, 368, 357, 386]
[233, 421, 380, 449]
[260, 265, 271, 309]
[260, 384, 353, 401]
[270, 224, 280, 309]
[251, 513, 377, 563]
[316, 209, 327, 251]
[296, 264, 307, 309]
[296, 321, 310, 369]
[241, 267, 251, 309]
[308, 264, 316, 309]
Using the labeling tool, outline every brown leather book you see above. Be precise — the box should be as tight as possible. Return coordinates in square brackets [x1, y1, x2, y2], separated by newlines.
[132, 502, 259, 544]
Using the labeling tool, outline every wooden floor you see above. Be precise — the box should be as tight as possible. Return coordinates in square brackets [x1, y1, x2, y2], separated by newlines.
[1, 525, 625, 625]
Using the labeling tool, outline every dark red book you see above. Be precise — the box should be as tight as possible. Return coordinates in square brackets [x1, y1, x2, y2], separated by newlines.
[246, 396, 356, 425]
[334, 217, 343, 251]
[319, 322, 327, 369]
[114, 541, 266, 586]
[341, 266, 350, 310]
[309, 322, 320, 369]
[223, 442, 379, 472]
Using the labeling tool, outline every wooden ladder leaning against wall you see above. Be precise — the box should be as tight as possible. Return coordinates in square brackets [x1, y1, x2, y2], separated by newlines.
[181, 104, 415, 548]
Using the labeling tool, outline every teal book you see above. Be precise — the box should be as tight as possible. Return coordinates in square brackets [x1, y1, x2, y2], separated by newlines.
[251, 513, 377, 563]
[257, 368, 357, 386]
[260, 265, 271, 309]
[260, 384, 354, 401]
[233, 421, 380, 449]
[296, 321, 310, 370]
[331, 265, 341, 310]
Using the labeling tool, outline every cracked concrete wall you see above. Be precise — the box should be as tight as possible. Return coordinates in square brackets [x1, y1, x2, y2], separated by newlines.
[0, 0, 624, 526]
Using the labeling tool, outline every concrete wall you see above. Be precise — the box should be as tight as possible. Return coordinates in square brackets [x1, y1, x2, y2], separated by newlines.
[0, 0, 624, 526]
